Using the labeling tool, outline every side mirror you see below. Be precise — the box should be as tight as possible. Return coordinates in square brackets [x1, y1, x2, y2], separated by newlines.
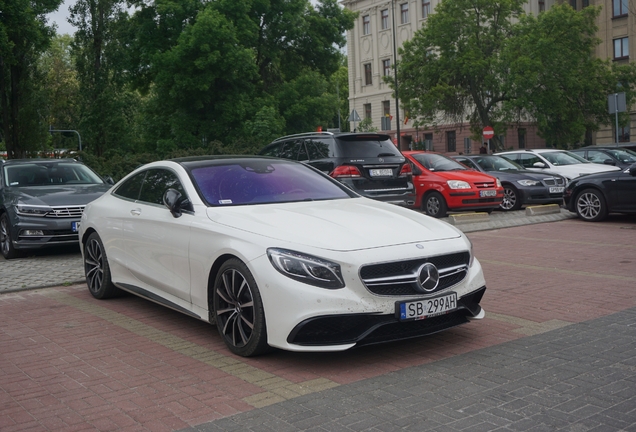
[603, 159, 616, 166]
[103, 175, 115, 185]
[629, 163, 636, 177]
[163, 188, 192, 218]
[533, 162, 547, 169]
[411, 164, 422, 176]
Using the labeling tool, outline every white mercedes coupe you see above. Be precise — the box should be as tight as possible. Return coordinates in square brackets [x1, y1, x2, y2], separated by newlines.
[79, 156, 487, 357]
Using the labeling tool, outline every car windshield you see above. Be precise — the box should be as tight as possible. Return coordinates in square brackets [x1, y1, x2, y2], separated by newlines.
[411, 153, 467, 172]
[539, 151, 589, 166]
[336, 136, 402, 158]
[3, 162, 104, 187]
[473, 156, 523, 171]
[189, 159, 354, 206]
[605, 148, 636, 163]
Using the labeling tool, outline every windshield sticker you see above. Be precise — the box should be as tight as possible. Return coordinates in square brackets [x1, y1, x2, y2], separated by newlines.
[219, 199, 233, 204]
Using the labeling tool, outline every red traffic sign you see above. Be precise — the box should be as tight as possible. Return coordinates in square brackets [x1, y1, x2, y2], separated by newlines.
[483, 126, 495, 140]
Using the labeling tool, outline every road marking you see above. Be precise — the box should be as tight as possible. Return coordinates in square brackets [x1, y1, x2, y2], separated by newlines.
[44, 291, 339, 408]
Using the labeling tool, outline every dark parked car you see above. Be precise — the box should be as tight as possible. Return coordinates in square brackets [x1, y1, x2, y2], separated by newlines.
[0, 158, 112, 259]
[453, 155, 566, 211]
[563, 163, 636, 221]
[259, 132, 415, 206]
[569, 146, 636, 170]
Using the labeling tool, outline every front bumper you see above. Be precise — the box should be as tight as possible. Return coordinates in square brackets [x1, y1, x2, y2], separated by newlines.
[518, 187, 563, 206]
[11, 216, 81, 250]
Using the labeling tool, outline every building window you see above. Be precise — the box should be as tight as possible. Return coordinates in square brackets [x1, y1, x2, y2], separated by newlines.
[613, 0, 628, 17]
[446, 131, 456, 152]
[617, 125, 630, 142]
[614, 37, 629, 60]
[401, 3, 409, 24]
[364, 63, 372, 85]
[422, 0, 431, 18]
[570, 0, 577, 9]
[539, 0, 545, 12]
[424, 133, 433, 151]
[382, 59, 391, 76]
[362, 15, 370, 35]
[582, 0, 589, 7]
[518, 128, 526, 149]
[381, 101, 391, 130]
[381, 9, 389, 29]
[364, 103, 372, 119]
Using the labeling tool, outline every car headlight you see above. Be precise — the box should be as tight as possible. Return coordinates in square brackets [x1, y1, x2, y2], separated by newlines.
[15, 204, 51, 217]
[446, 180, 471, 189]
[516, 180, 540, 186]
[267, 248, 345, 289]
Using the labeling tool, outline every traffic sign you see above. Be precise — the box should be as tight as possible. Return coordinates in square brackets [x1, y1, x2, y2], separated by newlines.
[483, 126, 495, 140]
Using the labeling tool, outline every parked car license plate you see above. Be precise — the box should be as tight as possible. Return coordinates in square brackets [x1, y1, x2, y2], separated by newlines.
[479, 190, 497, 197]
[369, 168, 393, 177]
[397, 292, 457, 321]
[72, 221, 80, 232]
[549, 187, 564, 193]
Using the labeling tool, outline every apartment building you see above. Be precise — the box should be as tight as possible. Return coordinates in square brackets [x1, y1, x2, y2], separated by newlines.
[342, 0, 634, 153]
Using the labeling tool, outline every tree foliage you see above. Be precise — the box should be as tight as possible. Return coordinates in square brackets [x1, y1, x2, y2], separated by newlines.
[395, 0, 636, 149]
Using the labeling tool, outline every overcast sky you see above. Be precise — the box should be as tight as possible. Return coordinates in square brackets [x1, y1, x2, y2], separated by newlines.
[47, 0, 323, 36]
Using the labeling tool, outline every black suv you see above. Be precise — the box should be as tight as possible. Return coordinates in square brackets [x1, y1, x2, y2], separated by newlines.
[259, 132, 415, 206]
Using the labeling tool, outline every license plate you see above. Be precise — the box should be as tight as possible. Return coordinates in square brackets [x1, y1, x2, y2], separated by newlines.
[397, 292, 458, 321]
[72, 221, 80, 233]
[549, 187, 564, 193]
[369, 168, 393, 177]
[479, 190, 497, 197]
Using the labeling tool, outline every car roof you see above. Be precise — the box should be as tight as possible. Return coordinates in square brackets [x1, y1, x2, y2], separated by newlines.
[170, 155, 287, 169]
[0, 158, 81, 165]
[270, 131, 392, 143]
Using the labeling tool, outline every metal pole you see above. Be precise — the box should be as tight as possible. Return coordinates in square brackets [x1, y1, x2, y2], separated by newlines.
[391, 0, 401, 149]
[614, 93, 619, 146]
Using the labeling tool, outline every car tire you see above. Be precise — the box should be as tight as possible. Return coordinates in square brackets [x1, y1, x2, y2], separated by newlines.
[501, 185, 522, 211]
[0, 213, 22, 260]
[84, 232, 120, 299]
[422, 192, 448, 218]
[213, 258, 271, 357]
[575, 188, 607, 222]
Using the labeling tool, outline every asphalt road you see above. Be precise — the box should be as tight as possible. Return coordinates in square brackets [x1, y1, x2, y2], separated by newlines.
[1, 209, 635, 431]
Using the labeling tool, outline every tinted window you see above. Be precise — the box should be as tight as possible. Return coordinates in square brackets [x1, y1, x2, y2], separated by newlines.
[411, 153, 467, 172]
[335, 136, 401, 158]
[114, 171, 146, 200]
[260, 142, 283, 158]
[189, 160, 353, 206]
[306, 139, 332, 159]
[278, 140, 302, 160]
[139, 169, 186, 205]
[606, 148, 636, 163]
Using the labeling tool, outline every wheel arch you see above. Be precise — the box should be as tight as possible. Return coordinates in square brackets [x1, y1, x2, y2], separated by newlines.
[206, 253, 242, 323]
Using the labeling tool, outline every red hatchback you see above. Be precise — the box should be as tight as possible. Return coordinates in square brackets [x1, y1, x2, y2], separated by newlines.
[403, 151, 504, 218]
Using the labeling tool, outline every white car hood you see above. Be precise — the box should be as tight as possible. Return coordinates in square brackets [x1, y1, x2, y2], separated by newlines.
[551, 163, 621, 176]
[205, 198, 461, 251]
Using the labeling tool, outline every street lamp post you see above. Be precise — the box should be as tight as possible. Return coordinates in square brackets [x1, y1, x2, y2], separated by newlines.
[391, 0, 401, 149]
[49, 126, 82, 152]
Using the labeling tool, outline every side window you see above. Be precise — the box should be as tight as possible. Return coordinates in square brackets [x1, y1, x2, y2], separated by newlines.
[278, 140, 302, 160]
[114, 171, 146, 200]
[260, 142, 283, 157]
[306, 139, 331, 160]
[138, 169, 186, 206]
[517, 154, 541, 168]
[587, 150, 609, 163]
[296, 140, 309, 161]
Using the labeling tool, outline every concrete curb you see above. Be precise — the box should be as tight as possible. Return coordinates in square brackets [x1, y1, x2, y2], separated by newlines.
[525, 203, 562, 216]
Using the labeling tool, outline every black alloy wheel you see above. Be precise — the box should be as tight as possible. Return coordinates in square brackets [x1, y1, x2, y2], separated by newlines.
[575, 188, 607, 222]
[423, 192, 448, 218]
[0, 213, 21, 260]
[501, 185, 521, 211]
[213, 259, 270, 357]
[84, 232, 120, 299]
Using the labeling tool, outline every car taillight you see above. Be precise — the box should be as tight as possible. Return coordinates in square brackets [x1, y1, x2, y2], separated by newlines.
[330, 165, 361, 178]
[399, 163, 412, 178]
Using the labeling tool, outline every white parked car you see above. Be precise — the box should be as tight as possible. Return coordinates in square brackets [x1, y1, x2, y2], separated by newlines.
[495, 149, 621, 181]
[79, 156, 486, 357]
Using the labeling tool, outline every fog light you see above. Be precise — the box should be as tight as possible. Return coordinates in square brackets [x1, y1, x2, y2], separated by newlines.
[22, 230, 44, 236]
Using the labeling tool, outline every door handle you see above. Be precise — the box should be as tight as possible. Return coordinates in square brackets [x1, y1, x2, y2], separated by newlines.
[131, 208, 141, 216]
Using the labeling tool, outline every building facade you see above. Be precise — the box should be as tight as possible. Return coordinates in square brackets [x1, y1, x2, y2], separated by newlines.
[342, 0, 634, 153]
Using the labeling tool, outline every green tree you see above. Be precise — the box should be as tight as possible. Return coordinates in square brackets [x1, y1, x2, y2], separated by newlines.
[504, 4, 636, 146]
[0, 0, 62, 158]
[395, 0, 524, 151]
[70, 0, 140, 156]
